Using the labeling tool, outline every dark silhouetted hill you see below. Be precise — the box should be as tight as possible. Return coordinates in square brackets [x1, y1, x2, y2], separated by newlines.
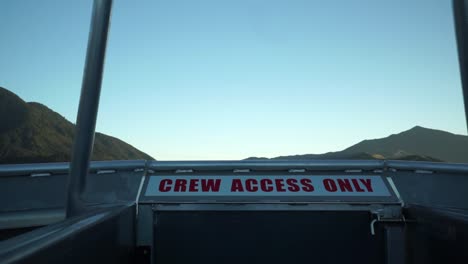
[246, 126, 468, 163]
[0, 87, 153, 164]
[340, 126, 468, 163]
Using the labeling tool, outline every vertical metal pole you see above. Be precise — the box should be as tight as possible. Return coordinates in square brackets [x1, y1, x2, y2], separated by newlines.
[66, 0, 113, 218]
[384, 225, 406, 264]
[454, 0, 468, 132]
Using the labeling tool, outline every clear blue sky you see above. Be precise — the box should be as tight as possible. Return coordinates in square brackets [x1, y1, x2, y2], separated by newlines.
[1, 0, 466, 160]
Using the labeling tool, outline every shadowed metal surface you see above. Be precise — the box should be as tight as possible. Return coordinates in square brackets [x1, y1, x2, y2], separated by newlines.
[390, 171, 468, 209]
[0, 172, 143, 229]
[2, 159, 468, 228]
[1, 160, 468, 263]
[0, 204, 136, 264]
[154, 211, 385, 264]
[405, 205, 468, 264]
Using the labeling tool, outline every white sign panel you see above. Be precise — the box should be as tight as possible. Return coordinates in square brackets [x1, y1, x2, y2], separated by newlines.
[145, 175, 391, 197]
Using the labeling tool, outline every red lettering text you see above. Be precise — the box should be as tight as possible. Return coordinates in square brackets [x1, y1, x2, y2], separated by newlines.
[323, 179, 337, 192]
[174, 179, 187, 192]
[231, 179, 244, 192]
[260, 179, 274, 192]
[351, 179, 365, 192]
[189, 179, 199, 192]
[301, 179, 315, 192]
[201, 179, 221, 192]
[159, 179, 172, 192]
[337, 179, 353, 192]
[359, 179, 373, 192]
[246, 179, 258, 192]
[275, 179, 286, 192]
[286, 179, 300, 192]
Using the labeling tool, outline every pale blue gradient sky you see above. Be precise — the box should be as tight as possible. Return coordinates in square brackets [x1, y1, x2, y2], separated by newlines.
[1, 0, 466, 160]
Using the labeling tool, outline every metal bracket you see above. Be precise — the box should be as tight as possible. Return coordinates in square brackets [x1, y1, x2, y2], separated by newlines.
[370, 208, 406, 235]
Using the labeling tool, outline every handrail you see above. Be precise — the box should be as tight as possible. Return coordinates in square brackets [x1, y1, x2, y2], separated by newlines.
[386, 160, 468, 174]
[0, 160, 146, 177]
[2, 160, 468, 177]
[66, 0, 113, 218]
[454, 0, 468, 132]
[146, 160, 384, 171]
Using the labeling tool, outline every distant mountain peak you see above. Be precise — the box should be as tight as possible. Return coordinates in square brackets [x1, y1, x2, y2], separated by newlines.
[0, 87, 29, 133]
[246, 125, 468, 163]
[408, 125, 427, 131]
[406, 125, 459, 133]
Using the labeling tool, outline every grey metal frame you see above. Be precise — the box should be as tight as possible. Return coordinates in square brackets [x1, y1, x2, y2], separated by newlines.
[0, 160, 145, 177]
[147, 159, 385, 171]
[454, 0, 468, 130]
[387, 160, 468, 174]
[2, 0, 468, 263]
[66, 0, 113, 218]
[3, 159, 468, 178]
[0, 209, 65, 230]
[40, 0, 468, 220]
[148, 160, 468, 174]
[0, 203, 136, 264]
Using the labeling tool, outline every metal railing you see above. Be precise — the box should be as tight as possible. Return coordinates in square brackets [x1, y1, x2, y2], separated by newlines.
[3, 159, 468, 178]
[55, 0, 468, 218]
[0, 160, 146, 177]
[66, 0, 113, 217]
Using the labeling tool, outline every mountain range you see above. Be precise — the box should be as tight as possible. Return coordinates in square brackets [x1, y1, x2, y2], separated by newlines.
[2, 87, 468, 164]
[246, 126, 468, 163]
[0, 87, 152, 164]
